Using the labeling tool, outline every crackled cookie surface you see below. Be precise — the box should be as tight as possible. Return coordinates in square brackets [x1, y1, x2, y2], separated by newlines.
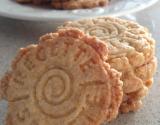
[0, 29, 122, 125]
[60, 17, 157, 112]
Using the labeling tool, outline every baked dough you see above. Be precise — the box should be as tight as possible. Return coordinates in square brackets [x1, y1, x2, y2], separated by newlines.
[60, 17, 157, 113]
[0, 29, 123, 125]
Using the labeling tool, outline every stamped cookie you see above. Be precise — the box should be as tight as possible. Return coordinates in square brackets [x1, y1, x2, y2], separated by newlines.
[60, 17, 157, 113]
[0, 29, 123, 125]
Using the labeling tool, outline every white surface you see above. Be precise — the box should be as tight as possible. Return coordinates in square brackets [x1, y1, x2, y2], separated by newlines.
[0, 0, 158, 22]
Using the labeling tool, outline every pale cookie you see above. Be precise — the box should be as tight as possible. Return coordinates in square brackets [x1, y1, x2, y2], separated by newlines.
[60, 17, 157, 113]
[0, 29, 123, 125]
[51, 0, 108, 9]
[119, 57, 157, 113]
[135, 57, 157, 87]
[121, 78, 154, 113]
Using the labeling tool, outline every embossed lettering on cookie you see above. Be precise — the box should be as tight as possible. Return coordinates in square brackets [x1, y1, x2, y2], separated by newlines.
[0, 29, 123, 125]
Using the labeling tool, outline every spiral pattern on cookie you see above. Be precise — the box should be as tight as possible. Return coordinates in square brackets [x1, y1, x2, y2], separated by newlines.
[3, 29, 123, 125]
[61, 17, 154, 62]
[34, 68, 84, 118]
[60, 17, 156, 113]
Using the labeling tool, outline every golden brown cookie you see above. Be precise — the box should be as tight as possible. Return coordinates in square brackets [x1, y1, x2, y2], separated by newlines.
[60, 17, 157, 113]
[51, 0, 108, 9]
[16, 0, 109, 9]
[16, 0, 49, 4]
[0, 29, 123, 125]
[16, 0, 31, 3]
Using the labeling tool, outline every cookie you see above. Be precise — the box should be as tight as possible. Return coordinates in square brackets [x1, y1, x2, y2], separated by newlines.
[135, 57, 157, 86]
[16, 0, 32, 3]
[16, 0, 50, 4]
[118, 57, 157, 113]
[60, 17, 157, 113]
[0, 29, 123, 125]
[51, 0, 109, 9]
[16, 0, 109, 9]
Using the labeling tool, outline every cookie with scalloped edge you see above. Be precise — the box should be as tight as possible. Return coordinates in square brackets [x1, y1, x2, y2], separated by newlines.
[60, 17, 157, 112]
[0, 28, 123, 125]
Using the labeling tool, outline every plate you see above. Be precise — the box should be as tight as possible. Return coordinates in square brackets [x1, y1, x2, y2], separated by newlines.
[0, 0, 158, 22]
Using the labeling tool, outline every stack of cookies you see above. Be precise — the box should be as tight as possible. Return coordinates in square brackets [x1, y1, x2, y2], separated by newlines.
[0, 17, 157, 125]
[16, 0, 109, 9]
[60, 17, 157, 113]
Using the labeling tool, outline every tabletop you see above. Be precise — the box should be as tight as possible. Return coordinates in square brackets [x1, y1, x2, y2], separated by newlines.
[0, 1, 160, 125]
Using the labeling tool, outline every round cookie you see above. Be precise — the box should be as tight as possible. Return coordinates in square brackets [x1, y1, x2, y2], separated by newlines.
[135, 57, 157, 86]
[119, 57, 157, 113]
[16, 0, 32, 3]
[0, 29, 123, 125]
[51, 0, 108, 9]
[16, 0, 50, 4]
[16, 0, 109, 9]
[60, 17, 157, 112]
